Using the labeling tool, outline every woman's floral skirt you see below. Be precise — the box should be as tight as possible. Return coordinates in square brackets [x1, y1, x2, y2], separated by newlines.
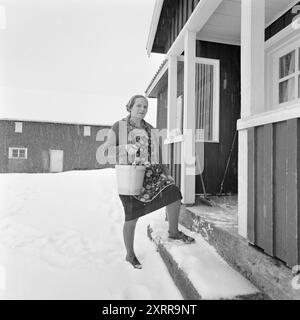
[118, 163, 182, 221]
[134, 163, 175, 203]
[119, 184, 182, 221]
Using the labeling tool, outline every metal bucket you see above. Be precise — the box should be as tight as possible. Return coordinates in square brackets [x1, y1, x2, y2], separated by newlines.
[115, 164, 145, 195]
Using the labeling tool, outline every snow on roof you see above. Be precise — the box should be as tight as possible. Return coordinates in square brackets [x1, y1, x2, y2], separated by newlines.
[145, 59, 167, 97]
[0, 117, 112, 127]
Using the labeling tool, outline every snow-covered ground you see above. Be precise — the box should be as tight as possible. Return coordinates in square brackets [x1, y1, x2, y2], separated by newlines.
[0, 168, 257, 300]
[0, 169, 182, 300]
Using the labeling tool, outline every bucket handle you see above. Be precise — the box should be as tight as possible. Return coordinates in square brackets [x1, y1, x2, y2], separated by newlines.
[132, 148, 140, 167]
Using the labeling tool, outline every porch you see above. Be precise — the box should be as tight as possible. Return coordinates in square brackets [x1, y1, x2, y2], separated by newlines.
[179, 196, 300, 299]
[146, 0, 300, 269]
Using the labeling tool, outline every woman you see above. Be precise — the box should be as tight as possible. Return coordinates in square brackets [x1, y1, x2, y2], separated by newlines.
[103, 94, 195, 269]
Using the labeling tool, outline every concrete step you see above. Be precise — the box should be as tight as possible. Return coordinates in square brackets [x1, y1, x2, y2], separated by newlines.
[179, 204, 300, 300]
[147, 215, 264, 300]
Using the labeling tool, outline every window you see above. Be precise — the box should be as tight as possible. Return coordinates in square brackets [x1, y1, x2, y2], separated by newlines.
[83, 126, 91, 136]
[15, 122, 23, 133]
[8, 147, 27, 159]
[195, 59, 220, 142]
[278, 49, 299, 104]
[175, 57, 220, 142]
[268, 35, 300, 109]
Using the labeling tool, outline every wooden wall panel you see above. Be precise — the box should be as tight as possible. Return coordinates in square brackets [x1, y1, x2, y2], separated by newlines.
[255, 126, 265, 249]
[273, 122, 288, 262]
[248, 119, 300, 267]
[247, 127, 256, 244]
[0, 120, 111, 173]
[286, 119, 300, 266]
[264, 124, 274, 256]
[195, 41, 241, 195]
[154, 0, 300, 53]
[156, 40, 240, 195]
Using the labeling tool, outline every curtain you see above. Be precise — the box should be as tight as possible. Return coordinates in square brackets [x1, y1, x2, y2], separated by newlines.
[279, 50, 295, 79]
[195, 63, 214, 141]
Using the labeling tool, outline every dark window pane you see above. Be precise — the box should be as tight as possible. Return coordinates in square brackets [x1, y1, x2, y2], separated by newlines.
[279, 51, 295, 79]
[279, 78, 295, 103]
[19, 150, 25, 158]
[12, 149, 18, 157]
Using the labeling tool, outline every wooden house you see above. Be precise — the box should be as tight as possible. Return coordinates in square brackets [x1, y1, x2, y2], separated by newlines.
[0, 118, 112, 173]
[146, 0, 300, 269]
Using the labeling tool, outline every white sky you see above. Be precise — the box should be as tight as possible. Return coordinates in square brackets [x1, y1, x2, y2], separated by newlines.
[0, 0, 165, 126]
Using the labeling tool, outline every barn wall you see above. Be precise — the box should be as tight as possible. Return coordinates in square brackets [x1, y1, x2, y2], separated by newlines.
[0, 120, 111, 173]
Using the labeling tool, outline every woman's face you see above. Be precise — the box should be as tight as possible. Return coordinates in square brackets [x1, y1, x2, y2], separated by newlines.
[130, 97, 148, 119]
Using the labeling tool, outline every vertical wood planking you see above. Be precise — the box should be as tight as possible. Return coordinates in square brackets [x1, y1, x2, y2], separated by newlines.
[178, 0, 183, 32]
[174, 2, 178, 40]
[297, 119, 300, 266]
[247, 127, 255, 243]
[273, 122, 287, 262]
[180, 0, 184, 29]
[286, 119, 300, 267]
[183, 0, 188, 25]
[188, 0, 193, 18]
[264, 124, 274, 256]
[255, 126, 265, 249]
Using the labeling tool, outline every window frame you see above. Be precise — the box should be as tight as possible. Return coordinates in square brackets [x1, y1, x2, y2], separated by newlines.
[175, 56, 220, 143]
[194, 57, 220, 143]
[83, 125, 91, 136]
[8, 147, 28, 159]
[267, 33, 300, 110]
[14, 122, 23, 133]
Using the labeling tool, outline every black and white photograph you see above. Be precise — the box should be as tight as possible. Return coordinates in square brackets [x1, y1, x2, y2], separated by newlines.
[0, 0, 300, 306]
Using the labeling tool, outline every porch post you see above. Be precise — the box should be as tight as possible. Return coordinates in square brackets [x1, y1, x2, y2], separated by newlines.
[167, 55, 177, 136]
[181, 30, 196, 205]
[238, 0, 265, 238]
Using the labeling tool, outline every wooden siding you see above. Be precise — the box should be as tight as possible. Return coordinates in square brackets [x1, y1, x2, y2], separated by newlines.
[153, 0, 200, 53]
[156, 40, 241, 195]
[248, 119, 300, 267]
[196, 41, 240, 195]
[265, 1, 300, 41]
[154, 1, 300, 53]
[0, 120, 111, 173]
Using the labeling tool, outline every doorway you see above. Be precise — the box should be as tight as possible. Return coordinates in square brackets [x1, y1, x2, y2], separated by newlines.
[49, 149, 64, 172]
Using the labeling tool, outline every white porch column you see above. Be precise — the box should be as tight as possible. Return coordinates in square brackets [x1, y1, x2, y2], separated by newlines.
[181, 30, 196, 205]
[167, 55, 177, 136]
[238, 0, 265, 238]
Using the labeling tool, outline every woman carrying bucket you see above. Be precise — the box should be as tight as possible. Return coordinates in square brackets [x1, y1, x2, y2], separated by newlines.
[103, 94, 195, 269]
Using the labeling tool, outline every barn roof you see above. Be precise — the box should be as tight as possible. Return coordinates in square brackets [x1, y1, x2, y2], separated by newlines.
[0, 117, 112, 127]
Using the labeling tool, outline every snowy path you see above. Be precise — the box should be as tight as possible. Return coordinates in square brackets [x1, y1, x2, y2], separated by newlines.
[0, 169, 182, 300]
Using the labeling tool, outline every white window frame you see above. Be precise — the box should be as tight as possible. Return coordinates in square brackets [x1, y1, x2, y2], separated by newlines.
[166, 56, 220, 144]
[8, 147, 27, 159]
[15, 122, 23, 133]
[266, 28, 300, 111]
[83, 125, 91, 136]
